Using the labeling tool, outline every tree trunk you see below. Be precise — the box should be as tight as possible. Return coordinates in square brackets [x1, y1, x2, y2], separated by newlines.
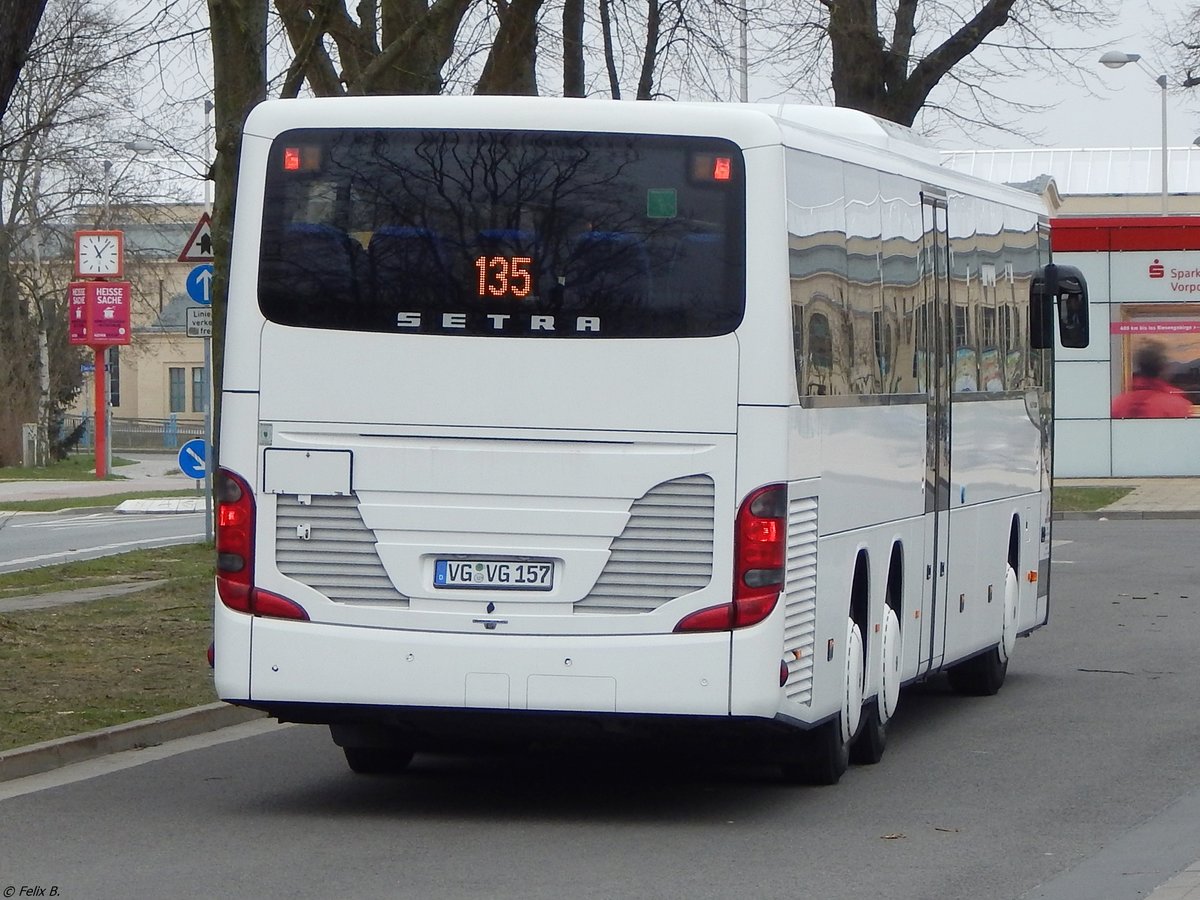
[562, 0, 584, 97]
[828, 0, 1019, 126]
[0, 0, 47, 119]
[828, 0, 886, 115]
[208, 0, 268, 456]
[636, 0, 660, 100]
[599, 0, 620, 99]
[476, 0, 545, 95]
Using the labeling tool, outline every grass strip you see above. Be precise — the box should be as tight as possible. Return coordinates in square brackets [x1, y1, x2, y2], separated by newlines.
[0, 543, 216, 750]
[0, 455, 139, 482]
[1054, 486, 1134, 512]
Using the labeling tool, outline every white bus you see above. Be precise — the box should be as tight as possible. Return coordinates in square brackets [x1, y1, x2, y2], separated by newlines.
[214, 97, 1088, 784]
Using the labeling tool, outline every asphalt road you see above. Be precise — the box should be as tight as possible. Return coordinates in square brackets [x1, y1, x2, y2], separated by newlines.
[1, 519, 1198, 900]
[0, 508, 204, 573]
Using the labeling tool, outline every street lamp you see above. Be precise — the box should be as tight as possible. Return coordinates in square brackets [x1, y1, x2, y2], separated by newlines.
[1099, 50, 1169, 215]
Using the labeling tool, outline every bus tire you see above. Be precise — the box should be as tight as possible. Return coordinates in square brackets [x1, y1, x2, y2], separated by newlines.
[781, 718, 849, 786]
[948, 562, 1016, 697]
[343, 745, 414, 775]
[850, 700, 887, 765]
[843, 617, 865, 742]
[947, 647, 1008, 696]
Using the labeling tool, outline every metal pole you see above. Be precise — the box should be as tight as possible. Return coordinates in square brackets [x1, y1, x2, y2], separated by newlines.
[105, 348, 113, 476]
[1159, 74, 1168, 216]
[93, 347, 107, 478]
[203, 98, 215, 543]
[738, 0, 749, 103]
[203, 335, 213, 542]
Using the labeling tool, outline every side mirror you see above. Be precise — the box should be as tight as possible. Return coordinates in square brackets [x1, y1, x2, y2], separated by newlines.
[1030, 263, 1090, 350]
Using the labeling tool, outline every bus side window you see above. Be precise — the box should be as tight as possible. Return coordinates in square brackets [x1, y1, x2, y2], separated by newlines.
[370, 226, 453, 309]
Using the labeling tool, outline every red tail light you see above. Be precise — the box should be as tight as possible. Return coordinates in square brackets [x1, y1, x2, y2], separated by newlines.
[216, 467, 308, 621]
[675, 484, 786, 633]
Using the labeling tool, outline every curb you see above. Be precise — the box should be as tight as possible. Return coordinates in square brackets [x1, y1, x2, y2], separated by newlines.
[0, 702, 266, 783]
[1054, 510, 1200, 521]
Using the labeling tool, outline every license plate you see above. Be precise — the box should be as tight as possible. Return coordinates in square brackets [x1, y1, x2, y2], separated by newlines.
[433, 559, 555, 591]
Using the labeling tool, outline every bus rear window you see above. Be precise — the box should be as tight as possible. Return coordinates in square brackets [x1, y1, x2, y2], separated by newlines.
[258, 129, 746, 338]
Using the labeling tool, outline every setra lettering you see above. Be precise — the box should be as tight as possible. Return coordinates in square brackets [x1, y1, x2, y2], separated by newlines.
[395, 312, 601, 334]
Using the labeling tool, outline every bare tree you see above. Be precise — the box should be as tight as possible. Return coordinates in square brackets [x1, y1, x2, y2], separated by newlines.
[562, 0, 584, 96]
[0, 0, 144, 466]
[0, 0, 48, 119]
[273, 1, 478, 97]
[476, 0, 547, 94]
[1166, 6, 1200, 89]
[753, 0, 1116, 134]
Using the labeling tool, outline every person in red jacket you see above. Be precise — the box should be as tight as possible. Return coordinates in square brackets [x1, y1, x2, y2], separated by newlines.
[1111, 341, 1194, 419]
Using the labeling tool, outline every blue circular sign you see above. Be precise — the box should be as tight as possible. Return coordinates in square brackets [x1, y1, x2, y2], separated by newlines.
[186, 264, 215, 306]
[177, 438, 207, 480]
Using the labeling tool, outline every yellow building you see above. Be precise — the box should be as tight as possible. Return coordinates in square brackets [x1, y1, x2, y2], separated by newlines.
[69, 203, 211, 446]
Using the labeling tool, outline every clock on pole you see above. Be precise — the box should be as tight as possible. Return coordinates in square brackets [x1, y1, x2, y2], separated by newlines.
[74, 230, 125, 278]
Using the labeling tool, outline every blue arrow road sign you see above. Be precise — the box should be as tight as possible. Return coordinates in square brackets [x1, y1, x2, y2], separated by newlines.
[178, 438, 207, 480]
[186, 264, 215, 306]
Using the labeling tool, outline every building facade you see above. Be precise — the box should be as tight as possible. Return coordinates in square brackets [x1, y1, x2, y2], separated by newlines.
[69, 204, 211, 434]
[943, 148, 1200, 477]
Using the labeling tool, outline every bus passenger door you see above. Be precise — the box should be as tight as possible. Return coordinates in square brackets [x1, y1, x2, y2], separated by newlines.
[919, 194, 951, 675]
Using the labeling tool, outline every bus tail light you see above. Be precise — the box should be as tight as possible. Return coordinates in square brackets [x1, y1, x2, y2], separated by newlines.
[675, 484, 786, 633]
[216, 467, 309, 622]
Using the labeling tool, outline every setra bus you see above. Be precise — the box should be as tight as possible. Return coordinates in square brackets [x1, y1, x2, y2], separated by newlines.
[213, 96, 1088, 783]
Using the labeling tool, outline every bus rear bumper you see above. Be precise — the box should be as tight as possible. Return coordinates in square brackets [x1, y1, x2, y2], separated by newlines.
[224, 614, 736, 719]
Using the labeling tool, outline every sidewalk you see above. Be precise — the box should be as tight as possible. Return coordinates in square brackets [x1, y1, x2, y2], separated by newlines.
[1055, 477, 1200, 519]
[0, 452, 205, 509]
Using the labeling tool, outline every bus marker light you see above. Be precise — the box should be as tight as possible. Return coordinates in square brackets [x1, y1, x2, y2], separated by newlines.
[1027, 571, 1038, 583]
[780, 660, 789, 686]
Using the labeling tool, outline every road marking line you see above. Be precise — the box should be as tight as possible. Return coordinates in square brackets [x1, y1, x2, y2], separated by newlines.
[0, 534, 204, 572]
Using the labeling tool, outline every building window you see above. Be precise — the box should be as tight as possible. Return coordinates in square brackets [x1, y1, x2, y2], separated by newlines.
[191, 367, 207, 413]
[169, 367, 185, 413]
[808, 313, 833, 370]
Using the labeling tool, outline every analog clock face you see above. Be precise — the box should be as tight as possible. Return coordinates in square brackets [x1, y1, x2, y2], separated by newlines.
[76, 233, 122, 276]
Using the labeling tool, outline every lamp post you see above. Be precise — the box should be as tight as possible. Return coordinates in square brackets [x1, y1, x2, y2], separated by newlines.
[1099, 51, 1169, 215]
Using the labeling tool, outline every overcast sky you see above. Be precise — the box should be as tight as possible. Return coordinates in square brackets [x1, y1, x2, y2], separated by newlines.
[939, 0, 1199, 150]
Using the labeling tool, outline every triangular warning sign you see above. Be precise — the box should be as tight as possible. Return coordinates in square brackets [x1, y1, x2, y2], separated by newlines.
[178, 212, 214, 263]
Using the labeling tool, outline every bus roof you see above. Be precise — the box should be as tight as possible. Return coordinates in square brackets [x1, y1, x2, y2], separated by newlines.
[242, 96, 1048, 218]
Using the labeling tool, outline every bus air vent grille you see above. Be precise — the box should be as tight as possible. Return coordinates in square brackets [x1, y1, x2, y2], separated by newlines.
[275, 494, 410, 606]
[575, 474, 715, 615]
[783, 494, 818, 704]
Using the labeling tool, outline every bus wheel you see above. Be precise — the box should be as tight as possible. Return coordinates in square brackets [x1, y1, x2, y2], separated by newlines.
[343, 745, 414, 775]
[852, 600, 902, 765]
[781, 616, 861, 785]
[1000, 562, 1019, 663]
[781, 717, 850, 785]
[948, 564, 1016, 696]
[850, 700, 886, 765]
[843, 616, 865, 741]
[879, 603, 902, 722]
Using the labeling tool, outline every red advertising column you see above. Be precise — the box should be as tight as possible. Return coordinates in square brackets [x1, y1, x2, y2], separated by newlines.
[67, 280, 131, 479]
